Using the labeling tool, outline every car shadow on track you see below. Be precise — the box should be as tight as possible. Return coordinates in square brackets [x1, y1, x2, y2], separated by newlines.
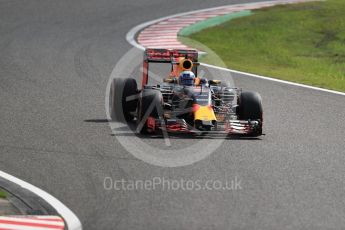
[84, 119, 109, 123]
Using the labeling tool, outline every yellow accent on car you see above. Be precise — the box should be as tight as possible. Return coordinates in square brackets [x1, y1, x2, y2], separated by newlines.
[194, 105, 217, 121]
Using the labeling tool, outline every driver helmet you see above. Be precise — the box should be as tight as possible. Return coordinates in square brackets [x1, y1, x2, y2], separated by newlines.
[179, 71, 195, 86]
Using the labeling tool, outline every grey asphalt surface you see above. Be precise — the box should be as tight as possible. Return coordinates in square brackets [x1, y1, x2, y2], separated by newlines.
[1, 0, 345, 229]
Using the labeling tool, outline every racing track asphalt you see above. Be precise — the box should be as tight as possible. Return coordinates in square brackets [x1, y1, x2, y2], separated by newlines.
[1, 0, 345, 229]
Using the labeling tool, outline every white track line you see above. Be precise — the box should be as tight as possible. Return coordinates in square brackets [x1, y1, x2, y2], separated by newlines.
[201, 63, 345, 96]
[126, 0, 345, 96]
[0, 170, 82, 230]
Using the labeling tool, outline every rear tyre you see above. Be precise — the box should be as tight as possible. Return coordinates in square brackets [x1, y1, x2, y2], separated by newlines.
[137, 89, 163, 134]
[109, 78, 138, 122]
[237, 91, 263, 136]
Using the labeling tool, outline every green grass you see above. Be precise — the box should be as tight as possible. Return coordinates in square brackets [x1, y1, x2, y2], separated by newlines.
[182, 0, 345, 92]
[0, 189, 7, 199]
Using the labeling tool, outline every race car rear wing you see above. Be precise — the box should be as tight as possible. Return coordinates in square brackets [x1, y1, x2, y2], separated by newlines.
[144, 48, 199, 63]
[141, 48, 200, 88]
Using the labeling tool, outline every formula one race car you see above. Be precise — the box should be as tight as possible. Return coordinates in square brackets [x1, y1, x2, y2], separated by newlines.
[109, 48, 263, 136]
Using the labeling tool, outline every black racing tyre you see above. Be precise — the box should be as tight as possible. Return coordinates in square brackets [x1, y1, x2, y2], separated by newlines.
[137, 89, 163, 134]
[109, 78, 138, 122]
[237, 91, 263, 120]
[237, 91, 263, 136]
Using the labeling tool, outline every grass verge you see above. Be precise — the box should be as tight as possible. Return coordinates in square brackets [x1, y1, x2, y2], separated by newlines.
[0, 189, 7, 199]
[182, 0, 345, 92]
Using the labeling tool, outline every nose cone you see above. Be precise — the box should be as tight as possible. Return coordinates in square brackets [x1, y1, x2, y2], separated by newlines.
[193, 105, 217, 122]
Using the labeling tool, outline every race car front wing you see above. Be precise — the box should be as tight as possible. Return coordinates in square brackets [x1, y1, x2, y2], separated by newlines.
[145, 117, 262, 135]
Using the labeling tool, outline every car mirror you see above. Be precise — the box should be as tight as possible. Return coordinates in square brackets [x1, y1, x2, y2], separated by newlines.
[164, 78, 177, 83]
[208, 80, 221, 85]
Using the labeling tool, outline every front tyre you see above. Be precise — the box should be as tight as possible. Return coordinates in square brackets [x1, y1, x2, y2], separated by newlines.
[109, 78, 138, 122]
[237, 91, 263, 136]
